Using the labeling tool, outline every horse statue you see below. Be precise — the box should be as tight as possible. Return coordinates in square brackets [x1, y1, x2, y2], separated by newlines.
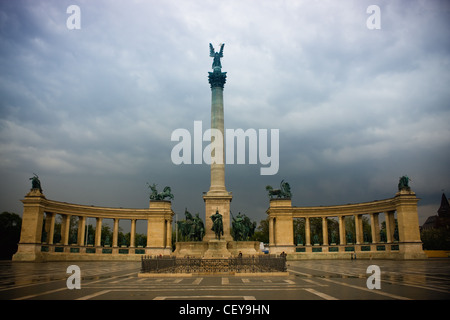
[231, 212, 245, 241]
[177, 209, 205, 241]
[231, 211, 257, 241]
[211, 210, 224, 240]
[177, 208, 193, 241]
[242, 214, 257, 240]
[147, 183, 174, 201]
[266, 180, 292, 199]
[192, 213, 205, 241]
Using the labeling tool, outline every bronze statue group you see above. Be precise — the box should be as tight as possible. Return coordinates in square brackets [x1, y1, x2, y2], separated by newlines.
[177, 208, 256, 242]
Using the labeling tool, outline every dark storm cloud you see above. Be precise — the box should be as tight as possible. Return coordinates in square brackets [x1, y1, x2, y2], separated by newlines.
[0, 0, 449, 226]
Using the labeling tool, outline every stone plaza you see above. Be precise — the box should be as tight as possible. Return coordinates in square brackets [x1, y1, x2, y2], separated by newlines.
[1, 259, 449, 300]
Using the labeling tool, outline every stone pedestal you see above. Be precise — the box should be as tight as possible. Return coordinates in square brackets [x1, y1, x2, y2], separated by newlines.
[203, 193, 233, 241]
[174, 240, 262, 258]
[203, 240, 231, 258]
[13, 189, 46, 262]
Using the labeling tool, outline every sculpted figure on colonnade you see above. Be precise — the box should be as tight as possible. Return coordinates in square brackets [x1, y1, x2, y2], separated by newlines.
[266, 180, 292, 199]
[147, 182, 174, 201]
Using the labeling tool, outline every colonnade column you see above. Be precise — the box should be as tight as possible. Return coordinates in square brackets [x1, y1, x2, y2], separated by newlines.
[354, 214, 362, 245]
[48, 213, 55, 244]
[370, 213, 380, 243]
[113, 218, 119, 247]
[305, 217, 311, 246]
[44, 212, 56, 245]
[77, 216, 86, 246]
[95, 217, 102, 247]
[385, 211, 395, 243]
[130, 219, 136, 248]
[61, 214, 71, 245]
[322, 217, 328, 246]
[338, 216, 346, 245]
[166, 219, 171, 249]
[269, 217, 275, 246]
[146, 218, 152, 248]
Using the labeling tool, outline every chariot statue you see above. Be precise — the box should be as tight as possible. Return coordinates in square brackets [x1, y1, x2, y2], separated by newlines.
[266, 180, 292, 199]
[147, 183, 174, 201]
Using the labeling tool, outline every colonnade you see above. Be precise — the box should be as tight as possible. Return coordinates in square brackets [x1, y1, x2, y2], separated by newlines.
[13, 188, 174, 261]
[279, 211, 396, 247]
[267, 189, 427, 259]
[42, 215, 171, 249]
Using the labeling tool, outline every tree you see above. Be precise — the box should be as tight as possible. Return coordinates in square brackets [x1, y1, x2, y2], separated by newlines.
[252, 218, 269, 243]
[421, 228, 450, 250]
[0, 212, 22, 260]
[294, 218, 305, 245]
[101, 225, 113, 246]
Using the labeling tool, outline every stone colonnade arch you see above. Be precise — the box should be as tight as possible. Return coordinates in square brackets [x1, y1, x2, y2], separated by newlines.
[13, 189, 174, 262]
[267, 189, 427, 259]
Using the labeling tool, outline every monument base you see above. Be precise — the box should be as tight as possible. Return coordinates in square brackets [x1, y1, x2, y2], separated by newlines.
[203, 240, 231, 258]
[174, 240, 262, 258]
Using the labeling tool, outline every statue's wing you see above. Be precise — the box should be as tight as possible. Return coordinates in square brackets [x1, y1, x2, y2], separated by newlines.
[219, 43, 224, 57]
[209, 43, 215, 57]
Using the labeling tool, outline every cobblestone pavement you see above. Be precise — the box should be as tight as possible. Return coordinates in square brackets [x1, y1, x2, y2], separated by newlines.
[1, 259, 449, 301]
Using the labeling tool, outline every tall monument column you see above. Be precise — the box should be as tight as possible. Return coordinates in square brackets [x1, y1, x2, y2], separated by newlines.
[203, 43, 232, 241]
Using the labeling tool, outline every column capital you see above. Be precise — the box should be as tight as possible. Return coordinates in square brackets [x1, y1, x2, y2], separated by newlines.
[208, 69, 227, 89]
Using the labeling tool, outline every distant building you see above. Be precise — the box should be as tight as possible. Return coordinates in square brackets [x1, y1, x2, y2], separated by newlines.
[422, 193, 450, 230]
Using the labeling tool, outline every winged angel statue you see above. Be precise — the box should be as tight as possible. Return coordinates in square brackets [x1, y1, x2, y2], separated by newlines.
[209, 43, 224, 71]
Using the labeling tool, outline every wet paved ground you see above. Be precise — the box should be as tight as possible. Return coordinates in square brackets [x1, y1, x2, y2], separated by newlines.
[1, 259, 449, 301]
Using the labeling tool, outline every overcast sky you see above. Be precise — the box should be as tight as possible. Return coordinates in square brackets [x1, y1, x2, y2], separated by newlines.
[1, 0, 449, 231]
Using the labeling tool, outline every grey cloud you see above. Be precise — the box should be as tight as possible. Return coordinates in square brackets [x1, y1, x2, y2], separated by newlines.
[0, 0, 449, 226]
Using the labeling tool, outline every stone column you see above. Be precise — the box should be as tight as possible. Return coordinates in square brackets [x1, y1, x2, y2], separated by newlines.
[305, 217, 311, 246]
[203, 62, 232, 242]
[146, 218, 152, 248]
[44, 213, 51, 243]
[77, 216, 86, 246]
[385, 212, 393, 243]
[322, 217, 328, 246]
[95, 217, 103, 247]
[166, 219, 172, 249]
[113, 218, 119, 247]
[388, 211, 396, 241]
[370, 213, 380, 243]
[45, 212, 56, 245]
[61, 214, 71, 245]
[269, 217, 275, 246]
[354, 214, 362, 245]
[130, 219, 136, 248]
[339, 216, 346, 245]
[207, 70, 227, 194]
